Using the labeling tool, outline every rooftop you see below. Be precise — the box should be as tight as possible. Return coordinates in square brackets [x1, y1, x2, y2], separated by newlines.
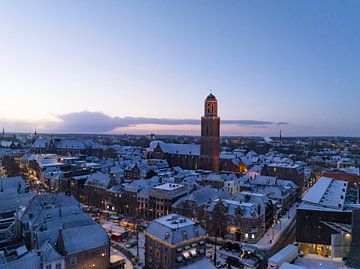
[145, 214, 206, 245]
[154, 183, 184, 191]
[302, 176, 348, 210]
[149, 140, 200, 156]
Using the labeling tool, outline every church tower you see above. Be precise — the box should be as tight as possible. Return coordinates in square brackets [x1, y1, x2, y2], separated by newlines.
[200, 93, 220, 172]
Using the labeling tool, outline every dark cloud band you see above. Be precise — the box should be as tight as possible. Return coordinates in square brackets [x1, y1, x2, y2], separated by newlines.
[0, 111, 289, 133]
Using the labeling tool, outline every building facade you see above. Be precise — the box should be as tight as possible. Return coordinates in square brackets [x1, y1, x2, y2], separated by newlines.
[144, 214, 212, 269]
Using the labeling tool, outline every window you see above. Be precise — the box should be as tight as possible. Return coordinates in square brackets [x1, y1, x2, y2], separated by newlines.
[45, 265, 51, 269]
[70, 256, 77, 266]
[56, 263, 62, 269]
[101, 249, 107, 257]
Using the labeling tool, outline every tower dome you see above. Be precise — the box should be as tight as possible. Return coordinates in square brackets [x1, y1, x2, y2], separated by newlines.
[206, 93, 217, 101]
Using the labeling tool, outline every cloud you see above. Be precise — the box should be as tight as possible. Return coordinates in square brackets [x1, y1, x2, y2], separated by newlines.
[0, 111, 289, 134]
[51, 111, 289, 133]
[276, 121, 290, 126]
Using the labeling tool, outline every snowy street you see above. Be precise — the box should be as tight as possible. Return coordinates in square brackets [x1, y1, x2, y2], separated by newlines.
[246, 202, 298, 251]
[111, 246, 134, 269]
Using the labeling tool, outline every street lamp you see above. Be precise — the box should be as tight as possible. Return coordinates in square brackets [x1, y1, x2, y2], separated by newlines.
[354, 182, 360, 204]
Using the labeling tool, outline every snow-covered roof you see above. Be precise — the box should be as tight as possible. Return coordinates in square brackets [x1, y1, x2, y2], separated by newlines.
[252, 176, 277, 186]
[56, 139, 86, 149]
[84, 172, 111, 188]
[125, 177, 160, 192]
[173, 185, 232, 208]
[149, 141, 200, 155]
[206, 199, 261, 218]
[145, 214, 206, 245]
[0, 250, 41, 269]
[264, 137, 274, 143]
[31, 138, 50, 148]
[235, 191, 270, 205]
[0, 141, 14, 148]
[302, 176, 347, 210]
[40, 241, 63, 263]
[0, 177, 33, 213]
[154, 183, 184, 191]
[60, 223, 109, 254]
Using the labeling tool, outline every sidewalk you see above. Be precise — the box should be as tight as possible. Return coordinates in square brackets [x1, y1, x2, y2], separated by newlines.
[244, 202, 298, 251]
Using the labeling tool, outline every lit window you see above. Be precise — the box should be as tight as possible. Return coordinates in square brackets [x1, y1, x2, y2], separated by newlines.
[190, 249, 197, 257]
[251, 234, 255, 239]
[245, 233, 248, 239]
[183, 251, 190, 260]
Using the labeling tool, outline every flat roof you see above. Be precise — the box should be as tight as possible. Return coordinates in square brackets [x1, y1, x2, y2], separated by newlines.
[153, 183, 184, 191]
[155, 213, 195, 229]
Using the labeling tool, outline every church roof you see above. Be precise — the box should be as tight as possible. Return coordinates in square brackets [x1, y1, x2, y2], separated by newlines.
[206, 93, 216, 101]
[149, 141, 200, 156]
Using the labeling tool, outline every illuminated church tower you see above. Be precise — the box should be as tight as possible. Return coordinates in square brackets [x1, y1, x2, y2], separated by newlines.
[200, 93, 220, 172]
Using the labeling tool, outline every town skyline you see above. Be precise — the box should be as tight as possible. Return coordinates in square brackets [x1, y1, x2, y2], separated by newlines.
[1, 1, 360, 136]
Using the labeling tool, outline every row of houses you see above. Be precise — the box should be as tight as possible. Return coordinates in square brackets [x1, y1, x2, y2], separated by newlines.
[54, 166, 298, 244]
[0, 177, 116, 269]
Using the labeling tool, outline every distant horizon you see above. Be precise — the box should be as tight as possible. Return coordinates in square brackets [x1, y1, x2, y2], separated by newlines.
[5, 129, 360, 139]
[1, 109, 360, 137]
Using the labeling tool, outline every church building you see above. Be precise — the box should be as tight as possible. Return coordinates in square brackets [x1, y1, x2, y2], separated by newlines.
[148, 94, 226, 172]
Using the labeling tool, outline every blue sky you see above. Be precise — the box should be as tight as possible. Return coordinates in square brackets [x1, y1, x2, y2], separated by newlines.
[0, 1, 359, 136]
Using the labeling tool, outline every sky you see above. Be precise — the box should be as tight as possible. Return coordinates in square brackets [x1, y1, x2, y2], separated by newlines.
[0, 0, 359, 136]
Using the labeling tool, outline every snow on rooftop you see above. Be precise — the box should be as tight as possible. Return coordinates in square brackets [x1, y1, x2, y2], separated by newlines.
[145, 213, 206, 245]
[154, 183, 184, 191]
[149, 140, 200, 155]
[156, 214, 195, 229]
[61, 223, 109, 254]
[302, 176, 348, 210]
